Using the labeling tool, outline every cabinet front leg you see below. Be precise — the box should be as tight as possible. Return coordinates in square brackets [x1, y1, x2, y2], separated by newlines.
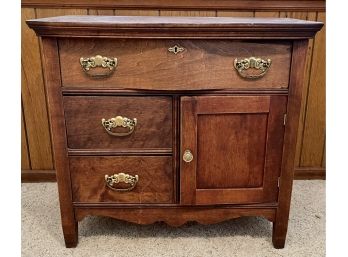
[62, 221, 78, 248]
[272, 220, 287, 249]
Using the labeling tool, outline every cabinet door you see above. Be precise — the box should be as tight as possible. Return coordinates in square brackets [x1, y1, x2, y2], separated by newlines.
[180, 96, 287, 205]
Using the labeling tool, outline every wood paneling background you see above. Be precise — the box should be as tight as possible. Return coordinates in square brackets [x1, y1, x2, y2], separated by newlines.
[21, 1, 326, 181]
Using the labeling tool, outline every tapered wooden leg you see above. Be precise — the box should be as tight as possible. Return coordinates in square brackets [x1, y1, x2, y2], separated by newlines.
[62, 221, 78, 248]
[272, 220, 287, 249]
[40, 38, 79, 248]
[271, 40, 310, 249]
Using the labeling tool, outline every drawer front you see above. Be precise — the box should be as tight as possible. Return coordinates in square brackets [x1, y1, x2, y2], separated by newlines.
[70, 156, 174, 203]
[63, 96, 172, 150]
[59, 39, 291, 90]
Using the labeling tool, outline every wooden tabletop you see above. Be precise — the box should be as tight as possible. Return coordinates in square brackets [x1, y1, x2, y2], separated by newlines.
[27, 15, 323, 39]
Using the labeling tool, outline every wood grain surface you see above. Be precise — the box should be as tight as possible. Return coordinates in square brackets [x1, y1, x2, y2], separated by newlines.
[196, 113, 268, 189]
[30, 13, 322, 249]
[180, 96, 287, 205]
[59, 39, 291, 90]
[280, 12, 317, 166]
[160, 10, 216, 17]
[21, 103, 30, 170]
[21, 8, 53, 170]
[21, 169, 56, 182]
[300, 12, 326, 167]
[217, 11, 254, 18]
[63, 96, 173, 150]
[40, 37, 78, 247]
[115, 9, 159, 16]
[21, 0, 326, 12]
[22, 7, 326, 181]
[255, 11, 280, 18]
[273, 40, 309, 249]
[36, 8, 87, 18]
[26, 15, 322, 38]
[75, 207, 276, 226]
[70, 156, 174, 203]
[88, 9, 114, 16]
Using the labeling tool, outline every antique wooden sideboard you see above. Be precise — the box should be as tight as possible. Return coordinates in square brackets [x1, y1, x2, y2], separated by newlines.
[27, 15, 322, 248]
[21, 2, 326, 182]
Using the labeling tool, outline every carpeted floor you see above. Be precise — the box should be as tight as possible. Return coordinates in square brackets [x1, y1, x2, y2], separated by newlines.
[21, 180, 325, 257]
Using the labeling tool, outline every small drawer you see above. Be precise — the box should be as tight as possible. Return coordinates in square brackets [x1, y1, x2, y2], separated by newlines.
[63, 96, 172, 150]
[70, 156, 174, 203]
[59, 39, 291, 90]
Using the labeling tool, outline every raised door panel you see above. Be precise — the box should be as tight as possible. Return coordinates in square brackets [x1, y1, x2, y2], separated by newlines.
[181, 96, 287, 205]
[196, 113, 268, 189]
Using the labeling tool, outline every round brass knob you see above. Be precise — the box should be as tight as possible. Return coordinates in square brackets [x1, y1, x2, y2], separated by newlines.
[183, 150, 193, 163]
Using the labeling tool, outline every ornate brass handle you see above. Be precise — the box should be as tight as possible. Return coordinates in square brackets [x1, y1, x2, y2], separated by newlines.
[234, 57, 272, 79]
[80, 55, 117, 78]
[183, 150, 194, 163]
[101, 116, 137, 137]
[105, 173, 139, 192]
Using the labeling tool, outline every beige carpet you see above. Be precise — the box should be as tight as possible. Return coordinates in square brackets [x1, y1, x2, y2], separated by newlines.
[22, 181, 325, 257]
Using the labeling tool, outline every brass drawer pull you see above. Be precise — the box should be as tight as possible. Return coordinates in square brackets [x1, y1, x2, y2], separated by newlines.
[234, 57, 272, 79]
[183, 149, 194, 163]
[80, 55, 117, 78]
[101, 116, 137, 137]
[105, 173, 139, 192]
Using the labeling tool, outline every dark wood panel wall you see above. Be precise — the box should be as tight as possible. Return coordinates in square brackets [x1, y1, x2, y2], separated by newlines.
[21, 0, 326, 181]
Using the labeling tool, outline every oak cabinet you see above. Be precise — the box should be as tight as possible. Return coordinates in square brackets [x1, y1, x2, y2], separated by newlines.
[27, 15, 322, 248]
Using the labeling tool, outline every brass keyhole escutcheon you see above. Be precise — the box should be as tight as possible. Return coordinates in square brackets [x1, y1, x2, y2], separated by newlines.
[183, 150, 194, 163]
[168, 45, 185, 54]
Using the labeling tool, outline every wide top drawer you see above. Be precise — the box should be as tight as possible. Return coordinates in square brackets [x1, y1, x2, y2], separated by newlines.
[59, 39, 292, 90]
